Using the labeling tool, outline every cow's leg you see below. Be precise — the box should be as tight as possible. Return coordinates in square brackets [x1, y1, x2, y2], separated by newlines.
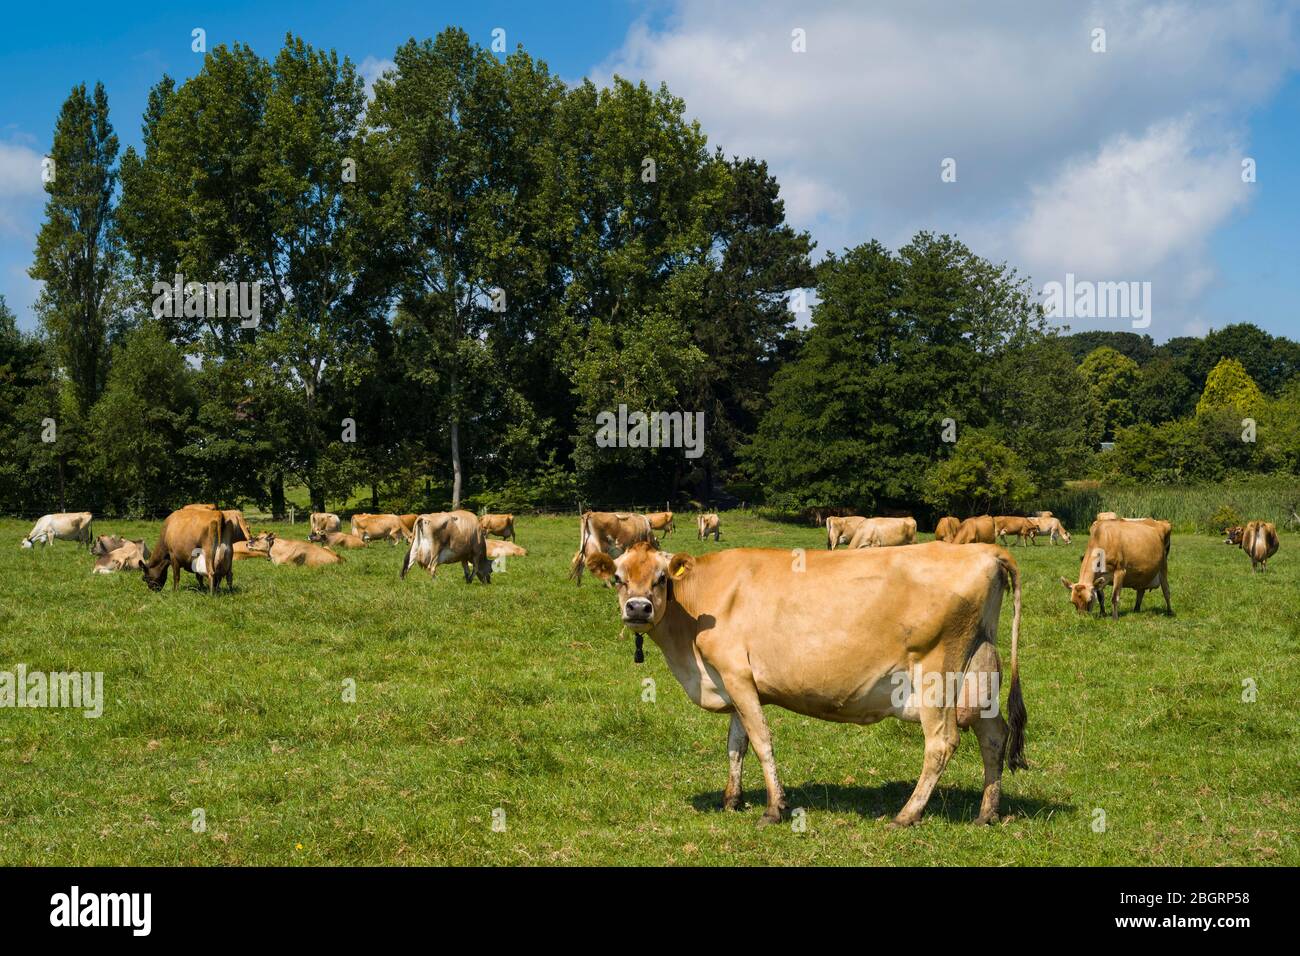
[971, 710, 1008, 825]
[462, 560, 473, 584]
[723, 712, 748, 811]
[893, 703, 959, 827]
[1160, 570, 1172, 615]
[726, 682, 786, 826]
[170, 556, 181, 591]
[1133, 588, 1145, 612]
[1110, 570, 1125, 620]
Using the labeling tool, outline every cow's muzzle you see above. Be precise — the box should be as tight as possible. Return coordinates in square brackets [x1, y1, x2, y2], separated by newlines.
[622, 597, 654, 629]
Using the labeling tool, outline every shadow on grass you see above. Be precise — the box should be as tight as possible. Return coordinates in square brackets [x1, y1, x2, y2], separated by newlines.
[690, 780, 1070, 824]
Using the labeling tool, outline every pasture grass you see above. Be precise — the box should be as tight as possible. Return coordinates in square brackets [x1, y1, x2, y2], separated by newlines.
[0, 513, 1296, 866]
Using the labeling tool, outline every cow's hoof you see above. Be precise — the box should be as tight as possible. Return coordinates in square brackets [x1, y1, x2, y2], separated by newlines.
[973, 812, 997, 826]
[756, 809, 783, 828]
[722, 795, 742, 812]
[887, 815, 920, 829]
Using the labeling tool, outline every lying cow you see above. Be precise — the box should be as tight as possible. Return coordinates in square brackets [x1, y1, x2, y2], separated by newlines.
[952, 515, 996, 544]
[92, 540, 149, 574]
[92, 534, 126, 556]
[1061, 519, 1171, 619]
[233, 541, 267, 561]
[697, 513, 721, 542]
[400, 511, 491, 583]
[847, 516, 916, 548]
[646, 512, 675, 537]
[586, 541, 1026, 828]
[479, 513, 517, 542]
[933, 516, 961, 542]
[21, 512, 93, 549]
[246, 533, 344, 566]
[308, 530, 367, 549]
[1031, 516, 1071, 545]
[570, 511, 656, 584]
[1237, 520, 1279, 572]
[142, 508, 231, 594]
[310, 512, 341, 535]
[487, 539, 527, 559]
[826, 515, 867, 550]
[351, 513, 406, 544]
[994, 516, 1038, 547]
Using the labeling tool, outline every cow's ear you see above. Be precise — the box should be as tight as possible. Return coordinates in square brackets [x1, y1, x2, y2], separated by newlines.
[1059, 576, 1073, 590]
[667, 552, 695, 580]
[586, 552, 616, 581]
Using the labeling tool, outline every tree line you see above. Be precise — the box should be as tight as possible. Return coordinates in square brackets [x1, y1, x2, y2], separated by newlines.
[1, 29, 1296, 519]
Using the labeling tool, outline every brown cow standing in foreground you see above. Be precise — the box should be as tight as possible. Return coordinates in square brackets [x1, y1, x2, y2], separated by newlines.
[141, 508, 230, 595]
[952, 515, 997, 544]
[1061, 520, 1171, 619]
[826, 515, 867, 550]
[479, 513, 517, 542]
[847, 516, 916, 548]
[400, 511, 491, 583]
[587, 541, 1026, 827]
[1237, 520, 1279, 572]
[569, 511, 656, 584]
[697, 513, 721, 542]
[933, 516, 961, 542]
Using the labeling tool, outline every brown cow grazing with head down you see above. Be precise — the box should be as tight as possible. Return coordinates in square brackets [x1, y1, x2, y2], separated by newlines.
[1089, 516, 1171, 555]
[351, 513, 406, 544]
[141, 508, 230, 595]
[246, 533, 344, 566]
[1061, 520, 1171, 619]
[933, 516, 961, 542]
[1031, 516, 1071, 545]
[826, 515, 867, 550]
[697, 513, 721, 541]
[308, 530, 368, 549]
[848, 516, 916, 548]
[1237, 520, 1279, 572]
[994, 516, 1039, 547]
[587, 541, 1026, 828]
[479, 513, 516, 542]
[570, 511, 656, 584]
[401, 511, 491, 583]
[952, 515, 996, 545]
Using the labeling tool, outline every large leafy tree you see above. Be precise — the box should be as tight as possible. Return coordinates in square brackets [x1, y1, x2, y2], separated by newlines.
[1078, 346, 1140, 441]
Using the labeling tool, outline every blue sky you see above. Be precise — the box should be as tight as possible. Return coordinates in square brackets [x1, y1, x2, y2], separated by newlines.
[2, 0, 1297, 342]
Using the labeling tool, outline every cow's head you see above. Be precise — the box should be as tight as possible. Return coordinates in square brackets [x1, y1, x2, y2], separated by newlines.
[586, 542, 689, 632]
[1223, 526, 1244, 546]
[1059, 576, 1100, 613]
[141, 558, 168, 591]
[247, 532, 276, 554]
[1057, 527, 1072, 544]
[307, 529, 325, 543]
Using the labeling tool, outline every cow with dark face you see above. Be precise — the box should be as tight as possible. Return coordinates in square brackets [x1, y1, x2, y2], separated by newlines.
[1223, 526, 1245, 547]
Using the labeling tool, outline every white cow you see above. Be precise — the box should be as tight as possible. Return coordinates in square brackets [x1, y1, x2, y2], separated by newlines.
[21, 512, 93, 549]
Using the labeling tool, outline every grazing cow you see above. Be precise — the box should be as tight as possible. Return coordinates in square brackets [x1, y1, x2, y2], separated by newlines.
[847, 516, 917, 548]
[92, 540, 149, 574]
[952, 515, 996, 545]
[1238, 520, 1279, 572]
[1031, 516, 1071, 545]
[994, 516, 1039, 547]
[400, 511, 491, 583]
[310, 512, 341, 535]
[21, 512, 93, 549]
[308, 530, 368, 549]
[1060, 520, 1171, 619]
[350, 513, 405, 544]
[141, 508, 230, 595]
[697, 513, 721, 542]
[246, 533, 344, 567]
[570, 511, 656, 584]
[586, 541, 1026, 828]
[933, 516, 961, 543]
[826, 515, 867, 550]
[479, 513, 517, 542]
[1089, 516, 1171, 555]
[645, 511, 675, 537]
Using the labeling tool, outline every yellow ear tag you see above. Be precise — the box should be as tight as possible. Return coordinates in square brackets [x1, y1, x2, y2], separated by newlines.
[673, 565, 686, 578]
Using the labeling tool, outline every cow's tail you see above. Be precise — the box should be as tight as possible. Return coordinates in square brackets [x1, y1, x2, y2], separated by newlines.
[400, 518, 420, 579]
[996, 551, 1028, 772]
[569, 513, 592, 584]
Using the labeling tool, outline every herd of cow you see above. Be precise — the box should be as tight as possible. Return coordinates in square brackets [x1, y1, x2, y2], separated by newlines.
[15, 502, 1282, 828]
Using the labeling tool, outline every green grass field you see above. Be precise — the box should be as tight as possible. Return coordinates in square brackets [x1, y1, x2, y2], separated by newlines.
[1, 512, 1296, 865]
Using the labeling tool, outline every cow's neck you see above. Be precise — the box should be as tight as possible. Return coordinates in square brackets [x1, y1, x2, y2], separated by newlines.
[646, 593, 707, 685]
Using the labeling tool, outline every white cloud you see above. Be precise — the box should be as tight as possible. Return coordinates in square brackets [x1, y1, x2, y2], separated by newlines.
[596, 0, 1300, 333]
[0, 140, 45, 238]
[358, 56, 397, 99]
